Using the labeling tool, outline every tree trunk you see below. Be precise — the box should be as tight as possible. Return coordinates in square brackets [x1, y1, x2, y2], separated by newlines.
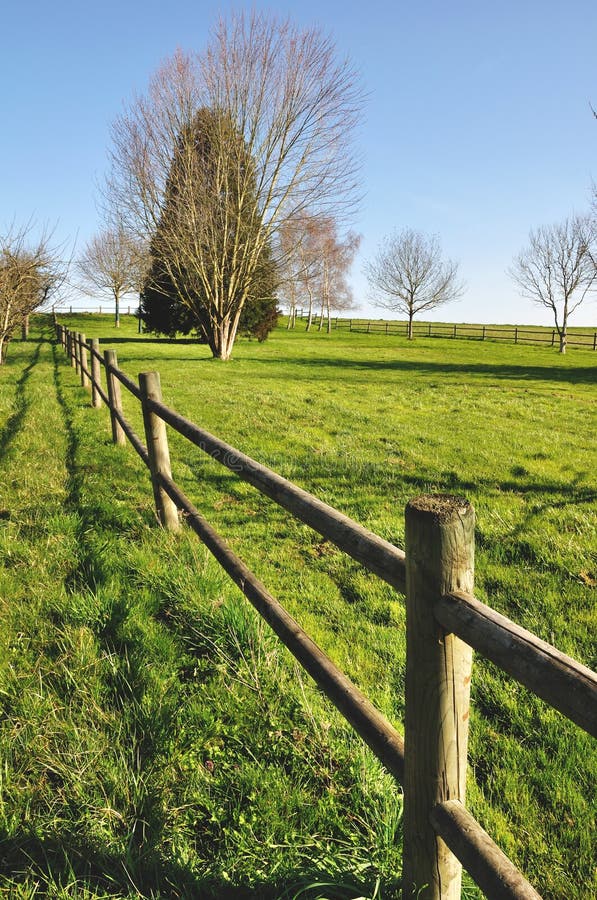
[114, 291, 121, 328]
[408, 312, 414, 340]
[305, 295, 313, 331]
[559, 329, 567, 354]
[0, 336, 6, 365]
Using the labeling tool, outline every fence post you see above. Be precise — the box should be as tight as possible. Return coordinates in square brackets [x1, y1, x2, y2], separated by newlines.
[551, 329, 555, 347]
[104, 349, 126, 447]
[453, 323, 457, 339]
[21, 315, 30, 341]
[74, 333, 82, 373]
[79, 333, 89, 390]
[69, 331, 77, 368]
[138, 371, 180, 531]
[515, 327, 518, 345]
[90, 339, 102, 408]
[593, 332, 596, 351]
[403, 495, 475, 900]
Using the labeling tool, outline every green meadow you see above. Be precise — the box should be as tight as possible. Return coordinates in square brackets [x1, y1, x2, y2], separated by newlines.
[0, 315, 595, 899]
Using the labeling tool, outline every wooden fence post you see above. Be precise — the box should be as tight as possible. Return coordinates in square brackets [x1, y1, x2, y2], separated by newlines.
[90, 339, 102, 408]
[75, 333, 82, 373]
[79, 333, 90, 390]
[139, 371, 180, 531]
[21, 315, 30, 340]
[104, 349, 126, 446]
[69, 331, 76, 368]
[403, 495, 475, 900]
[515, 327, 518, 345]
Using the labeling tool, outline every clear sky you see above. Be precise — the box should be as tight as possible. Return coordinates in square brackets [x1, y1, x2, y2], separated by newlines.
[2, 0, 596, 325]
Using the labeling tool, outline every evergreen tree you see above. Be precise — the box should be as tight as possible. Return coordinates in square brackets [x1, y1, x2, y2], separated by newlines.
[140, 107, 278, 347]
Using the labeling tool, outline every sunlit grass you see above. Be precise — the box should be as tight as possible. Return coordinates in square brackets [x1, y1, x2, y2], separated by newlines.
[0, 315, 595, 897]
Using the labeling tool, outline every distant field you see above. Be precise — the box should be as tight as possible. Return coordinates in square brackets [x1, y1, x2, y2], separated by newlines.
[1, 315, 595, 898]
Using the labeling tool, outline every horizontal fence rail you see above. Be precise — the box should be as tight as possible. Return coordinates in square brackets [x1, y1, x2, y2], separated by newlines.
[54, 322, 597, 900]
[289, 311, 597, 350]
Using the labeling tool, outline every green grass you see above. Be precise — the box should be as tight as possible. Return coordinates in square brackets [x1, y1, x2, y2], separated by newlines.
[0, 316, 595, 898]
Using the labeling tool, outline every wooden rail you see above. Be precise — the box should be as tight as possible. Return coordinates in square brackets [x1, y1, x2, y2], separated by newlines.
[55, 323, 597, 900]
[291, 312, 597, 350]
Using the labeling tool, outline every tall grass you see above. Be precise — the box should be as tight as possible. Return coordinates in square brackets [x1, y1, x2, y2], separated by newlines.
[0, 316, 595, 898]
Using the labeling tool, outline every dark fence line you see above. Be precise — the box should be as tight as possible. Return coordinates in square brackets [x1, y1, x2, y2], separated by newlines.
[54, 322, 597, 900]
[291, 311, 597, 350]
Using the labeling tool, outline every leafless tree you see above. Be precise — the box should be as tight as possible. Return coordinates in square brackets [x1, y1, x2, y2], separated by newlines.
[316, 221, 361, 332]
[508, 213, 596, 353]
[105, 12, 363, 359]
[76, 227, 148, 327]
[364, 229, 464, 339]
[0, 223, 67, 364]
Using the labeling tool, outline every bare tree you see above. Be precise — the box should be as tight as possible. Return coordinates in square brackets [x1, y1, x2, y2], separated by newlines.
[105, 12, 362, 359]
[0, 223, 66, 364]
[316, 220, 361, 332]
[508, 214, 596, 353]
[77, 228, 147, 328]
[364, 229, 464, 339]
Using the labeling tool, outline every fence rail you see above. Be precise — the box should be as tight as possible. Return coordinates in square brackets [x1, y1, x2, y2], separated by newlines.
[55, 322, 597, 900]
[291, 311, 597, 350]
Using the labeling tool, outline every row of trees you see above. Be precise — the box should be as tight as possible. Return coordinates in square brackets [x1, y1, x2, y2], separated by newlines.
[2, 14, 594, 362]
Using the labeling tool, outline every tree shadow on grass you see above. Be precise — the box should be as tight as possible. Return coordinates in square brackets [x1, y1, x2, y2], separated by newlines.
[242, 355, 597, 387]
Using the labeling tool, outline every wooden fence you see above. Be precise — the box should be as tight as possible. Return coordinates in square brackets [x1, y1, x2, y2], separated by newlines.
[56, 323, 596, 900]
[293, 312, 597, 350]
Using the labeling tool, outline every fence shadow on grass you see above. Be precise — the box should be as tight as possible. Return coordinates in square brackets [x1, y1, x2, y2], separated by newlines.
[0, 340, 43, 463]
[0, 829, 390, 899]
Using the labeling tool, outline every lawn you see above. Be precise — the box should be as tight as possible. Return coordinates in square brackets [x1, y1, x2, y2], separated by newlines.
[0, 315, 595, 898]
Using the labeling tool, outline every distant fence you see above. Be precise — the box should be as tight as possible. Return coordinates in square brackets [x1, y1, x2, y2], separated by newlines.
[292, 311, 597, 350]
[55, 321, 597, 900]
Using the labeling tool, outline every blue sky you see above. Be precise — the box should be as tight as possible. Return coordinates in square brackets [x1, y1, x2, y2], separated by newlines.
[2, 0, 596, 324]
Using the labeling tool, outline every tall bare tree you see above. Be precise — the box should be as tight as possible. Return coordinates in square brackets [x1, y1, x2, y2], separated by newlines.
[105, 12, 362, 359]
[508, 214, 596, 353]
[364, 229, 464, 338]
[0, 224, 66, 364]
[76, 227, 147, 328]
[316, 222, 361, 333]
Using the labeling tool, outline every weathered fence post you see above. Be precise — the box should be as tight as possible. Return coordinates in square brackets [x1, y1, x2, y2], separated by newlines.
[593, 332, 596, 351]
[69, 331, 76, 368]
[75, 333, 83, 373]
[79, 333, 90, 390]
[453, 323, 457, 339]
[90, 339, 102, 408]
[515, 327, 518, 345]
[403, 495, 475, 900]
[139, 371, 180, 531]
[104, 349, 126, 446]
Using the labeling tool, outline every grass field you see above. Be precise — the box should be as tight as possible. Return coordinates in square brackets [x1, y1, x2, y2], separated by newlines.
[0, 315, 595, 898]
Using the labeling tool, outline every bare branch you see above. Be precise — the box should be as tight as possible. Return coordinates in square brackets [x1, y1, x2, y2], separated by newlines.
[364, 229, 464, 338]
[508, 213, 596, 353]
[104, 12, 364, 358]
